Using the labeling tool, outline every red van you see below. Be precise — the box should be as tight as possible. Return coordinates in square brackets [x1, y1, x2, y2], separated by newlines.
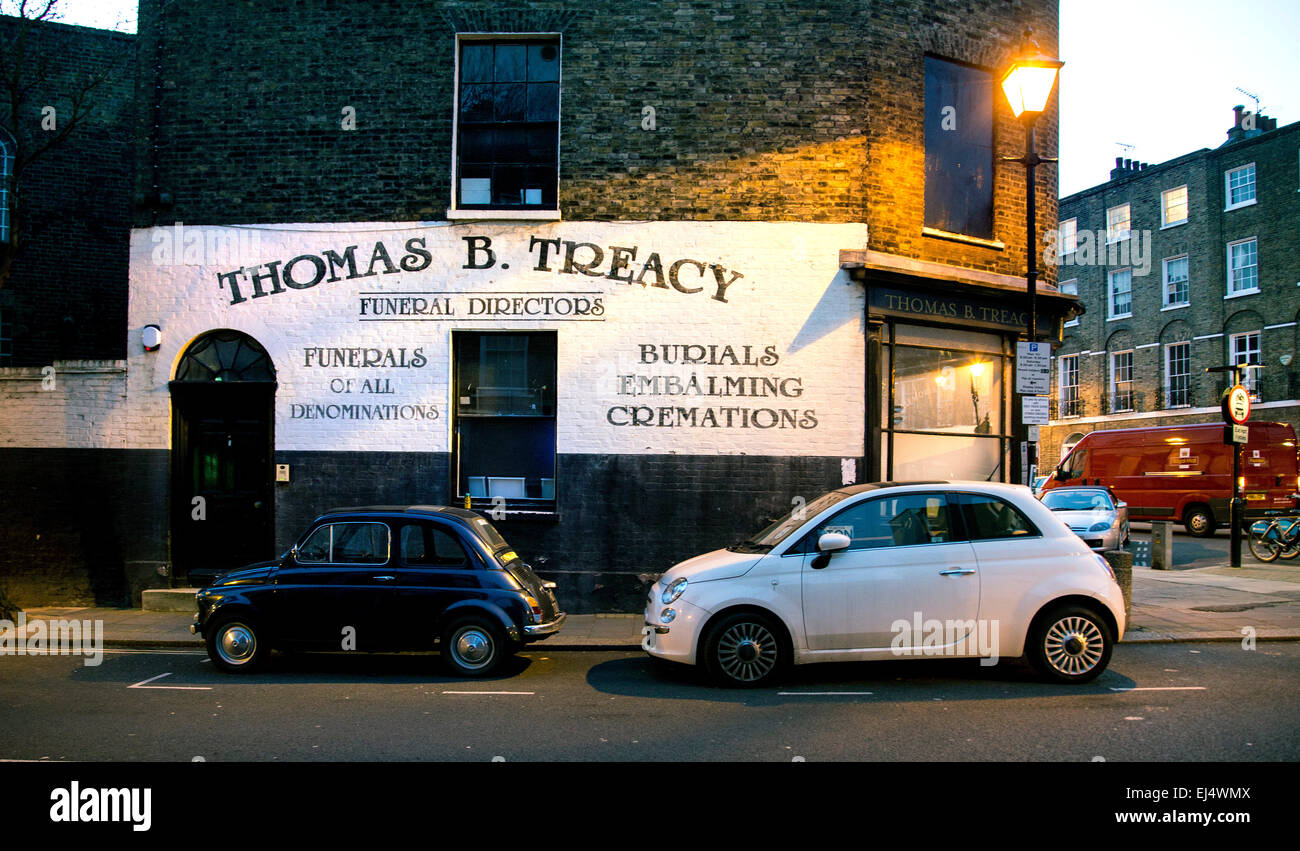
[1041, 422, 1299, 537]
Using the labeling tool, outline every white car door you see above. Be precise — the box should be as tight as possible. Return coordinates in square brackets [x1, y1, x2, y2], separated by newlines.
[800, 492, 980, 652]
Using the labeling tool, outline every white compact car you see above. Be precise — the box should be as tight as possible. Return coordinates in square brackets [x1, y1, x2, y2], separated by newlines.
[643, 481, 1126, 687]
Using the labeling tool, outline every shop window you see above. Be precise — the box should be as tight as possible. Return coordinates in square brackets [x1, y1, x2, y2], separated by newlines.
[454, 331, 557, 509]
[454, 37, 560, 211]
[923, 56, 994, 239]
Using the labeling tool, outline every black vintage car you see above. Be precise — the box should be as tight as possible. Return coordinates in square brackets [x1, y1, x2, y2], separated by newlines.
[191, 505, 566, 676]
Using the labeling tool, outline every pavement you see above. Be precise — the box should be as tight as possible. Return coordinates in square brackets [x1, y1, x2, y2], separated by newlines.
[8, 560, 1300, 650]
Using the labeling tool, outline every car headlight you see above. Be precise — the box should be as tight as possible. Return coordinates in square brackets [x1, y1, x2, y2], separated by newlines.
[1089, 521, 1112, 532]
[1094, 553, 1116, 582]
[661, 577, 688, 605]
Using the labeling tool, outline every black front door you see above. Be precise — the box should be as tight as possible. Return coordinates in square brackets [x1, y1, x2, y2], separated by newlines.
[171, 382, 275, 583]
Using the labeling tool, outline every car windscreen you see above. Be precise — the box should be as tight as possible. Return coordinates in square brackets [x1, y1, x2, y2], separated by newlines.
[1042, 490, 1113, 512]
[732, 490, 855, 552]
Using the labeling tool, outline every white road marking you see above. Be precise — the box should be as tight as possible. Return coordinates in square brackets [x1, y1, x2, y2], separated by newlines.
[778, 691, 874, 696]
[128, 672, 212, 691]
[1109, 686, 1206, 692]
[441, 690, 534, 695]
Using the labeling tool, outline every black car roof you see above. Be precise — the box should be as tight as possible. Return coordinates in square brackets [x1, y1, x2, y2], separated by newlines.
[319, 505, 482, 523]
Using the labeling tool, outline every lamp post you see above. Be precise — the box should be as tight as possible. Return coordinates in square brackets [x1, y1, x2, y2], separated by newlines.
[1001, 28, 1062, 484]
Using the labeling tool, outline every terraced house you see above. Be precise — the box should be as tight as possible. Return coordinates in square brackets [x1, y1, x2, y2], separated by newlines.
[1, 0, 1077, 612]
[1042, 109, 1300, 469]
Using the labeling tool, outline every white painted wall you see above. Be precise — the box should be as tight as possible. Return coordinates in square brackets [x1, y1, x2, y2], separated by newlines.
[0, 361, 127, 449]
[109, 220, 868, 456]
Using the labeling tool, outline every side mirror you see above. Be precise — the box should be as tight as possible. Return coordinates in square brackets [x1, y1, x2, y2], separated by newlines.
[289, 545, 299, 561]
[1116, 501, 1127, 510]
[818, 532, 851, 553]
[810, 532, 851, 570]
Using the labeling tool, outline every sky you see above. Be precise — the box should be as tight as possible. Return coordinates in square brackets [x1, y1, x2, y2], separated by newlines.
[15, 0, 1300, 198]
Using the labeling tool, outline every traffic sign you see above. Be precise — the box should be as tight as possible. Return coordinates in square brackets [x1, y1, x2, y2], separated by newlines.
[1221, 384, 1251, 425]
[1016, 342, 1051, 394]
[1022, 395, 1049, 424]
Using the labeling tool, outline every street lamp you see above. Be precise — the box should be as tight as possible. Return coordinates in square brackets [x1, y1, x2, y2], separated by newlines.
[1001, 28, 1062, 483]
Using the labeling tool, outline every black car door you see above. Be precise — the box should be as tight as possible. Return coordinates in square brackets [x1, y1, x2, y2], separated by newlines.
[269, 521, 392, 650]
[374, 520, 489, 649]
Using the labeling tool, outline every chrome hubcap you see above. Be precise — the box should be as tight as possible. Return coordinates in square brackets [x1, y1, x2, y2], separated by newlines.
[454, 628, 493, 667]
[1044, 616, 1104, 676]
[218, 625, 256, 665]
[717, 622, 778, 682]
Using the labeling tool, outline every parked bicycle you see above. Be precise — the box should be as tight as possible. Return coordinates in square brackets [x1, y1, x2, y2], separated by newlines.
[1247, 514, 1300, 562]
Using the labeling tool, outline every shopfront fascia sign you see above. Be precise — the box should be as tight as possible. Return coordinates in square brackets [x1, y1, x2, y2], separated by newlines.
[868, 285, 1028, 333]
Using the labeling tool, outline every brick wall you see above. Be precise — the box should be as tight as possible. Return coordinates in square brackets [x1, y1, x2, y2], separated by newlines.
[0, 17, 135, 366]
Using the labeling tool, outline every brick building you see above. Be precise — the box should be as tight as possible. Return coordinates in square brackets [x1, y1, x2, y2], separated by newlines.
[1, 0, 1076, 611]
[0, 16, 135, 607]
[1042, 108, 1300, 474]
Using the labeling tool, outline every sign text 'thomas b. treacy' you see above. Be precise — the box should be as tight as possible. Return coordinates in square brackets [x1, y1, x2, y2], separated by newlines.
[215, 235, 746, 305]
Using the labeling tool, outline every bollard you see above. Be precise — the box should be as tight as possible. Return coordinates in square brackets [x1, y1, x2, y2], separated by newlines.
[1103, 549, 1133, 623]
[1150, 520, 1173, 570]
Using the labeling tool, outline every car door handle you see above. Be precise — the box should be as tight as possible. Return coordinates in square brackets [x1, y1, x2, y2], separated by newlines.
[373, 575, 396, 582]
[939, 568, 975, 576]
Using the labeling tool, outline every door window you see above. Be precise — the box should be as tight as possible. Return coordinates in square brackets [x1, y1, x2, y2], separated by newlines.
[400, 523, 472, 568]
[953, 493, 1039, 540]
[296, 523, 390, 564]
[805, 494, 954, 551]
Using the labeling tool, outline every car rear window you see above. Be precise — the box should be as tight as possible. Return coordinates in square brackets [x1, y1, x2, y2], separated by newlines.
[954, 493, 1039, 540]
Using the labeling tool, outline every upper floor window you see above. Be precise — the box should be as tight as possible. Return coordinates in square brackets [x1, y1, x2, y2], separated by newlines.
[923, 56, 993, 239]
[454, 37, 560, 213]
[1165, 342, 1190, 408]
[1058, 354, 1080, 418]
[1225, 163, 1256, 210]
[1108, 268, 1132, 319]
[1230, 331, 1261, 399]
[1106, 203, 1130, 243]
[1227, 238, 1259, 295]
[1110, 350, 1134, 412]
[0, 128, 12, 244]
[1059, 218, 1078, 255]
[1163, 255, 1189, 307]
[1161, 185, 1188, 227]
[1060, 279, 1079, 326]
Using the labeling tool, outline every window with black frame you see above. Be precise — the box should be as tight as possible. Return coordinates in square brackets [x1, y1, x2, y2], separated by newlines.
[454, 331, 557, 510]
[455, 38, 560, 210]
[923, 56, 994, 239]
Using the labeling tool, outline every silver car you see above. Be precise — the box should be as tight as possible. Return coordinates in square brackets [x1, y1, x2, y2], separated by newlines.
[1040, 486, 1129, 551]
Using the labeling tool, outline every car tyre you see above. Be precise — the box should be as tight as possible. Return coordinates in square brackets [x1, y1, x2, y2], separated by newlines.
[702, 611, 788, 688]
[206, 616, 268, 674]
[1183, 504, 1216, 537]
[442, 616, 506, 677]
[1027, 605, 1113, 684]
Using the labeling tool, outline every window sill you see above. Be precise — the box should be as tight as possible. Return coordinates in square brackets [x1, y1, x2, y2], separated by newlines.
[920, 227, 1005, 250]
[446, 209, 563, 221]
[1160, 219, 1188, 230]
[1106, 235, 1130, 245]
[1161, 302, 1189, 311]
[1107, 313, 1132, 321]
[1224, 288, 1260, 300]
[1224, 199, 1257, 212]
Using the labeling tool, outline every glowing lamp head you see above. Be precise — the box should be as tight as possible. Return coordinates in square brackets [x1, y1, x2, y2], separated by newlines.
[969, 361, 986, 378]
[1001, 29, 1062, 119]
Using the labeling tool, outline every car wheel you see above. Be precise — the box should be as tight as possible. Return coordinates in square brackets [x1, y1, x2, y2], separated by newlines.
[1028, 606, 1113, 684]
[1183, 504, 1216, 537]
[206, 616, 268, 674]
[442, 617, 505, 677]
[702, 611, 787, 688]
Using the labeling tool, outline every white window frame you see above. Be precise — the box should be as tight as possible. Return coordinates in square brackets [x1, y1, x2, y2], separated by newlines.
[1058, 354, 1080, 417]
[1160, 185, 1188, 228]
[447, 33, 563, 221]
[1060, 278, 1078, 326]
[1059, 218, 1077, 256]
[1164, 342, 1191, 408]
[1106, 203, 1131, 243]
[1110, 350, 1134, 413]
[1230, 331, 1262, 399]
[1224, 163, 1257, 211]
[1226, 237, 1259, 297]
[1162, 254, 1189, 309]
[1108, 268, 1132, 319]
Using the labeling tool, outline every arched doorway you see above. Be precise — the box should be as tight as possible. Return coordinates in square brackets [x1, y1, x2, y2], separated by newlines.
[170, 330, 276, 585]
[1061, 431, 1087, 461]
